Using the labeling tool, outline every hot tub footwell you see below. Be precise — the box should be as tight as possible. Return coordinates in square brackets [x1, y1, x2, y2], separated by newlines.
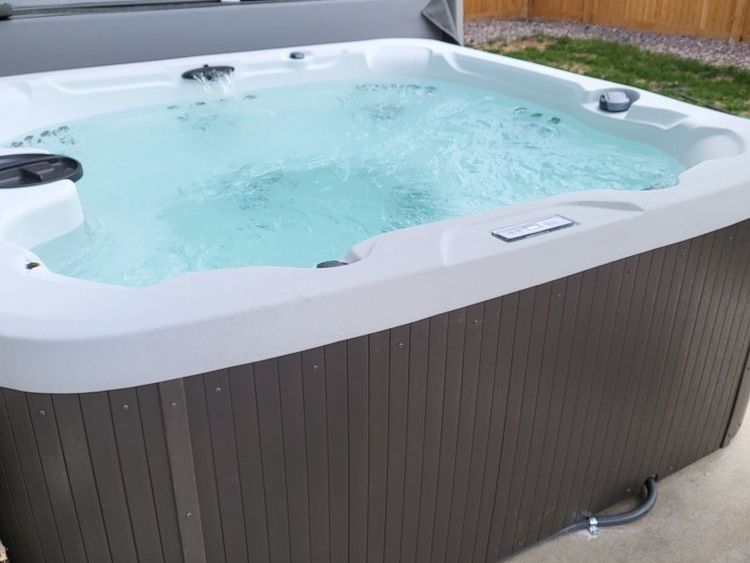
[1, 220, 750, 563]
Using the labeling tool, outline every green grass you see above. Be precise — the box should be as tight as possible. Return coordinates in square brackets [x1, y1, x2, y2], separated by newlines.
[472, 36, 750, 117]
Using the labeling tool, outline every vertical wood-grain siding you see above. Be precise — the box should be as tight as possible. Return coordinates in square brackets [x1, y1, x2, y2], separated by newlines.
[1, 220, 750, 562]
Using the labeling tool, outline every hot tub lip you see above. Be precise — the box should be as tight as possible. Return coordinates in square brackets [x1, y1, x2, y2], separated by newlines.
[2, 37, 750, 393]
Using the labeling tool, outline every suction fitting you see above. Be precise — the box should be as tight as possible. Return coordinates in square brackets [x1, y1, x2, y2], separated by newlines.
[181, 64, 235, 81]
[289, 51, 306, 60]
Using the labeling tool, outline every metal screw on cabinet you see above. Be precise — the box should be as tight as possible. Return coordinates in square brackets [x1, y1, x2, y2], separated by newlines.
[312, 364, 320, 372]
[398, 341, 405, 348]
[39, 409, 46, 417]
[215, 387, 222, 394]
[170, 402, 178, 408]
[122, 404, 129, 412]
[186, 512, 192, 519]
[473, 319, 480, 326]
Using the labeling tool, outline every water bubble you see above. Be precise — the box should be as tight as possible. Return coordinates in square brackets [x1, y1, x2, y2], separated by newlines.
[367, 103, 404, 121]
[539, 125, 560, 139]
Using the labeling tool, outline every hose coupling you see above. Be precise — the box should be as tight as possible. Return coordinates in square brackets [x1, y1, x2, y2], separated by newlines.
[588, 517, 599, 537]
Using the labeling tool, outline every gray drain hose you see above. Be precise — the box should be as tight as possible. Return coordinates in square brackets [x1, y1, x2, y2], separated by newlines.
[502, 477, 658, 561]
[554, 477, 658, 538]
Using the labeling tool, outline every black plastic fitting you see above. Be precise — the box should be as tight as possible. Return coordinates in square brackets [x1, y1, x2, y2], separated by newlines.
[181, 64, 235, 81]
[0, 153, 83, 189]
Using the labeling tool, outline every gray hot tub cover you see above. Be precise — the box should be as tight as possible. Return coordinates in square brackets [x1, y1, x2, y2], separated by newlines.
[422, 0, 461, 44]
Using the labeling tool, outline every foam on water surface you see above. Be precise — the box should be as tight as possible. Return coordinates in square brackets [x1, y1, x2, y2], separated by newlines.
[8, 78, 685, 285]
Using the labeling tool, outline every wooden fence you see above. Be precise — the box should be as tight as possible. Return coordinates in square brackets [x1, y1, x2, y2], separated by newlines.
[465, 0, 750, 42]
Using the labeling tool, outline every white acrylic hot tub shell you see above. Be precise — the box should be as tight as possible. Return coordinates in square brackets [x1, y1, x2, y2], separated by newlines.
[2, 38, 750, 393]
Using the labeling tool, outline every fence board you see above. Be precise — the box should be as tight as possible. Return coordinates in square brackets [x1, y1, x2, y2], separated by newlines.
[465, 0, 526, 20]
[467, 0, 750, 42]
[532, 0, 584, 21]
[742, 0, 750, 40]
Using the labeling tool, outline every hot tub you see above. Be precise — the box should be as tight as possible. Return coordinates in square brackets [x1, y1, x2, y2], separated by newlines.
[1, 38, 750, 563]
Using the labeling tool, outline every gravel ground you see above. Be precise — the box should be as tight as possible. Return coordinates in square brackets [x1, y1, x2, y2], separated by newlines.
[464, 19, 750, 69]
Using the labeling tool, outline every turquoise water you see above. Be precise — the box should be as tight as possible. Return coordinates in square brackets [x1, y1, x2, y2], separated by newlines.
[10, 78, 684, 286]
